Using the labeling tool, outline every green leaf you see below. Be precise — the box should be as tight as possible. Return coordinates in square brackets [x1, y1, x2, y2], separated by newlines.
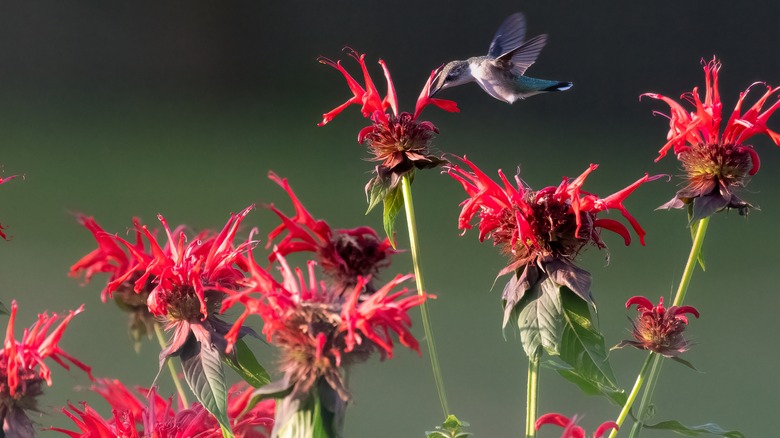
[426, 415, 472, 438]
[366, 176, 390, 214]
[224, 339, 271, 388]
[644, 420, 745, 437]
[0, 301, 9, 316]
[181, 341, 234, 437]
[382, 186, 404, 244]
[555, 288, 623, 402]
[516, 277, 564, 358]
[543, 359, 627, 406]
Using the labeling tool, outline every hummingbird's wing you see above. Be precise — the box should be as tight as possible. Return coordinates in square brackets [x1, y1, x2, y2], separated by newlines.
[498, 34, 547, 76]
[487, 12, 526, 59]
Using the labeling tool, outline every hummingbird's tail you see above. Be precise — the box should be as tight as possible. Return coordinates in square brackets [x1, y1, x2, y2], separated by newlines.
[543, 81, 573, 92]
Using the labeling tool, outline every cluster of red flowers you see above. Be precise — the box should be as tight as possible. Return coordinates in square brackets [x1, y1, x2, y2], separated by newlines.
[615, 296, 699, 358]
[1, 301, 92, 437]
[447, 155, 660, 324]
[536, 413, 618, 438]
[51, 378, 274, 437]
[318, 49, 459, 200]
[644, 58, 780, 220]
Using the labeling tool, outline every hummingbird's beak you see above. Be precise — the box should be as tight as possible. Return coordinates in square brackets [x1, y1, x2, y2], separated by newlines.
[429, 72, 445, 97]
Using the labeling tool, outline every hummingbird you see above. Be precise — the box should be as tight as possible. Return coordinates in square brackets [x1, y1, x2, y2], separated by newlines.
[430, 12, 572, 103]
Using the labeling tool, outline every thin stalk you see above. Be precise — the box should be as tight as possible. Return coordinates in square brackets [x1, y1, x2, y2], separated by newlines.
[154, 322, 190, 408]
[400, 174, 449, 417]
[628, 216, 710, 437]
[525, 351, 541, 438]
[607, 353, 655, 438]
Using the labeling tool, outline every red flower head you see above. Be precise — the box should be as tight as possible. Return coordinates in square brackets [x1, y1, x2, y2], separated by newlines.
[50, 379, 274, 437]
[1, 301, 93, 437]
[643, 57, 780, 221]
[615, 296, 699, 358]
[318, 49, 459, 202]
[71, 207, 258, 367]
[536, 413, 618, 438]
[0, 173, 18, 240]
[266, 172, 395, 292]
[222, 251, 427, 436]
[447, 156, 660, 324]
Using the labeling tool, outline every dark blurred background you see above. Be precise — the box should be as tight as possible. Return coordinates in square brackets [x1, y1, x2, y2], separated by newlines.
[1, 1, 779, 436]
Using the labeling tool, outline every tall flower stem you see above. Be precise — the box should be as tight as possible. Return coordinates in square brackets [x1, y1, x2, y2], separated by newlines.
[401, 174, 449, 417]
[525, 350, 541, 438]
[607, 353, 654, 438]
[154, 322, 190, 408]
[626, 216, 710, 437]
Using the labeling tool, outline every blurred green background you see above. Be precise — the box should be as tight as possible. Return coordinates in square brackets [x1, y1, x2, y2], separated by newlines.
[1, 1, 779, 436]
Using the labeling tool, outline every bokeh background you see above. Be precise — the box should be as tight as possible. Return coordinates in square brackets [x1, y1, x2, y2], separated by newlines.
[1, 1, 779, 436]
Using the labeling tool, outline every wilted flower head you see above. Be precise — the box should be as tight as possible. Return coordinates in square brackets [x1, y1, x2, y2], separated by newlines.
[70, 207, 258, 367]
[50, 378, 274, 437]
[643, 57, 780, 221]
[266, 171, 395, 291]
[615, 296, 699, 358]
[447, 156, 660, 323]
[536, 413, 618, 438]
[318, 48, 459, 199]
[1, 301, 92, 437]
[0, 173, 18, 240]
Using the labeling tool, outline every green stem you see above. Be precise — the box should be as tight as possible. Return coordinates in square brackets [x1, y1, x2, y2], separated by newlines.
[154, 322, 190, 408]
[608, 353, 655, 438]
[628, 216, 710, 437]
[400, 174, 449, 418]
[525, 350, 541, 438]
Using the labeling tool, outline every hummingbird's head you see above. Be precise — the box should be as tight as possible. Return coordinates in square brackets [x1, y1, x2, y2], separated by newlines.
[430, 60, 472, 97]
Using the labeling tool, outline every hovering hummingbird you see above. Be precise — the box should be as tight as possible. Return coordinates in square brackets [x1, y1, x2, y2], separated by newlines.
[430, 12, 572, 103]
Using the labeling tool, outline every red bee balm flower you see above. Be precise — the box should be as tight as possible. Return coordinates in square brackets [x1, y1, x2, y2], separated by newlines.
[0, 173, 18, 240]
[266, 172, 395, 291]
[318, 49, 459, 200]
[536, 413, 618, 438]
[447, 156, 660, 325]
[222, 252, 427, 437]
[50, 379, 274, 437]
[71, 207, 258, 368]
[643, 58, 780, 220]
[1, 301, 93, 437]
[615, 296, 699, 358]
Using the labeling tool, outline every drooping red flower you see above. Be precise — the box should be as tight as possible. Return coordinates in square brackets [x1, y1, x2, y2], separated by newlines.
[1, 301, 93, 437]
[266, 171, 395, 291]
[447, 156, 660, 324]
[0, 173, 18, 240]
[643, 57, 780, 220]
[614, 296, 699, 358]
[536, 413, 618, 438]
[50, 379, 274, 438]
[222, 251, 427, 437]
[318, 48, 459, 199]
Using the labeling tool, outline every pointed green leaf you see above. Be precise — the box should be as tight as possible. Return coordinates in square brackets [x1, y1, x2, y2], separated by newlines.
[516, 277, 564, 358]
[224, 339, 271, 388]
[382, 186, 404, 243]
[556, 288, 623, 400]
[181, 341, 233, 437]
[0, 301, 9, 316]
[543, 359, 627, 406]
[644, 420, 745, 437]
[366, 177, 390, 214]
